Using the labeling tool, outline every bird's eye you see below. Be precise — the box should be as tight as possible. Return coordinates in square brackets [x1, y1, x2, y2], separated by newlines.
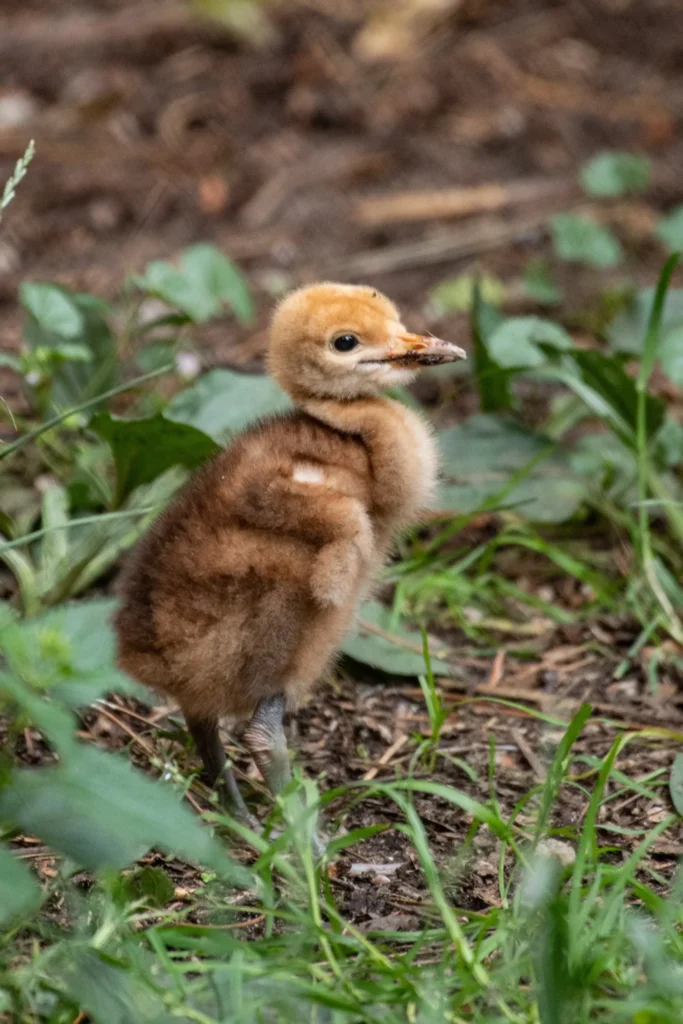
[333, 333, 359, 353]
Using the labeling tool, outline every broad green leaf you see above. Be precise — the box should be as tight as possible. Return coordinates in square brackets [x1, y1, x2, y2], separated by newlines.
[343, 600, 449, 676]
[0, 744, 248, 879]
[91, 411, 219, 504]
[659, 325, 683, 386]
[165, 368, 291, 442]
[438, 414, 585, 523]
[657, 206, 683, 252]
[551, 213, 623, 268]
[134, 244, 253, 324]
[669, 754, 683, 816]
[606, 287, 683, 355]
[430, 272, 505, 313]
[522, 258, 562, 305]
[20, 283, 84, 338]
[580, 151, 650, 198]
[180, 243, 253, 324]
[487, 316, 572, 369]
[0, 844, 42, 925]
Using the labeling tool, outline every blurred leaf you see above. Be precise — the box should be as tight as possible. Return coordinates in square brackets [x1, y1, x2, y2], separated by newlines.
[52, 945, 176, 1024]
[606, 286, 683, 355]
[487, 317, 572, 369]
[438, 414, 586, 523]
[656, 206, 683, 252]
[669, 754, 683, 816]
[569, 350, 665, 442]
[20, 283, 84, 339]
[12, 598, 140, 707]
[134, 244, 253, 324]
[659, 325, 683, 386]
[23, 290, 117, 413]
[0, 844, 42, 926]
[91, 412, 219, 504]
[550, 214, 623, 268]
[580, 151, 650, 198]
[181, 244, 253, 324]
[121, 865, 175, 908]
[342, 600, 449, 676]
[523, 258, 562, 305]
[0, 744, 248, 878]
[471, 284, 513, 413]
[165, 368, 292, 442]
[430, 273, 505, 314]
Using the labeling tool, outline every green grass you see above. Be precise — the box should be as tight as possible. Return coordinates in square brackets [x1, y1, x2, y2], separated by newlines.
[2, 715, 682, 1023]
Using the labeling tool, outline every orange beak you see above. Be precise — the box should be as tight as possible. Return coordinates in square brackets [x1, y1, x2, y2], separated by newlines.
[390, 332, 467, 366]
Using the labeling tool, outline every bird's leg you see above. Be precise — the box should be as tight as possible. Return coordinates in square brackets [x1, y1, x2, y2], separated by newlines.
[186, 716, 258, 827]
[244, 695, 326, 857]
[243, 695, 291, 797]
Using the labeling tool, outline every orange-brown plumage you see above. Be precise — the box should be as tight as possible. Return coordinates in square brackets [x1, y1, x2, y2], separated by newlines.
[115, 282, 465, 839]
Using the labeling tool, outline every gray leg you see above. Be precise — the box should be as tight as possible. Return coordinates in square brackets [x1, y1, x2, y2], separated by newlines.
[243, 695, 291, 797]
[186, 716, 255, 824]
[244, 695, 325, 856]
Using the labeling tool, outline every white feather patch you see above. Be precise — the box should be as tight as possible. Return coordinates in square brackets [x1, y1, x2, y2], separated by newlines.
[293, 462, 326, 485]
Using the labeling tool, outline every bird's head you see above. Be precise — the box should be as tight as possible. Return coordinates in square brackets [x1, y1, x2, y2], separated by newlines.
[267, 282, 466, 401]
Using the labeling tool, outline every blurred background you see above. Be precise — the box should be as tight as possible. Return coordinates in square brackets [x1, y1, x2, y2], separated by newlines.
[1, 0, 681, 391]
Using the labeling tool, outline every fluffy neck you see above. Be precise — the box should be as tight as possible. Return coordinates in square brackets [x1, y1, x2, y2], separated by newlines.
[301, 396, 439, 529]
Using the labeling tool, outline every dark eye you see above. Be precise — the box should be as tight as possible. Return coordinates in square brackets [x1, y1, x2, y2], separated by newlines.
[333, 334, 359, 353]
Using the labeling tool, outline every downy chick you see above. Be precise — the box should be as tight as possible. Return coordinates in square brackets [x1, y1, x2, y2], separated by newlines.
[115, 283, 466, 841]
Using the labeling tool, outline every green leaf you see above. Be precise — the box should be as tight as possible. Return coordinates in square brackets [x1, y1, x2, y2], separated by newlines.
[522, 258, 562, 305]
[487, 316, 572, 369]
[23, 290, 117, 413]
[91, 411, 219, 504]
[11, 598, 141, 707]
[134, 244, 253, 324]
[580, 151, 650, 198]
[120, 865, 175, 908]
[471, 284, 513, 413]
[551, 214, 623, 268]
[0, 744, 248, 878]
[659, 325, 683, 386]
[0, 844, 42, 926]
[669, 753, 683, 816]
[656, 206, 683, 251]
[569, 349, 665, 443]
[52, 945, 177, 1024]
[438, 414, 586, 523]
[606, 287, 683, 355]
[430, 272, 505, 313]
[20, 283, 84, 338]
[342, 600, 450, 677]
[180, 243, 253, 324]
[165, 368, 291, 442]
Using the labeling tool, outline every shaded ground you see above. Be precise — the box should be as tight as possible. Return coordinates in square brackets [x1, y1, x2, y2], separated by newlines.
[3, 0, 683, 926]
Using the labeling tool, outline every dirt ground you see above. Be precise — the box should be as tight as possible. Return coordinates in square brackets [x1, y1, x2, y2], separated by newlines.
[3, 0, 683, 926]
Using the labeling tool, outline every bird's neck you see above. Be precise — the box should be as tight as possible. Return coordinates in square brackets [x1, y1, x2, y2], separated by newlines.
[301, 395, 439, 527]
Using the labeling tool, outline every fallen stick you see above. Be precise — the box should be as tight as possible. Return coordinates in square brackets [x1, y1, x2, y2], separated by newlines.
[354, 178, 572, 227]
[334, 210, 547, 277]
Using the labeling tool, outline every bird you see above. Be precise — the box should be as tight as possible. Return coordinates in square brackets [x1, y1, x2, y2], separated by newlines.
[114, 282, 466, 849]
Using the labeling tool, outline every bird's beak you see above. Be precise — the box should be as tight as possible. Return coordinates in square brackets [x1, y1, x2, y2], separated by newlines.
[392, 332, 467, 366]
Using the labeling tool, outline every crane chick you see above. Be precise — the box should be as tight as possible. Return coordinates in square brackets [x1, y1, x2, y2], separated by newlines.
[115, 283, 466, 847]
